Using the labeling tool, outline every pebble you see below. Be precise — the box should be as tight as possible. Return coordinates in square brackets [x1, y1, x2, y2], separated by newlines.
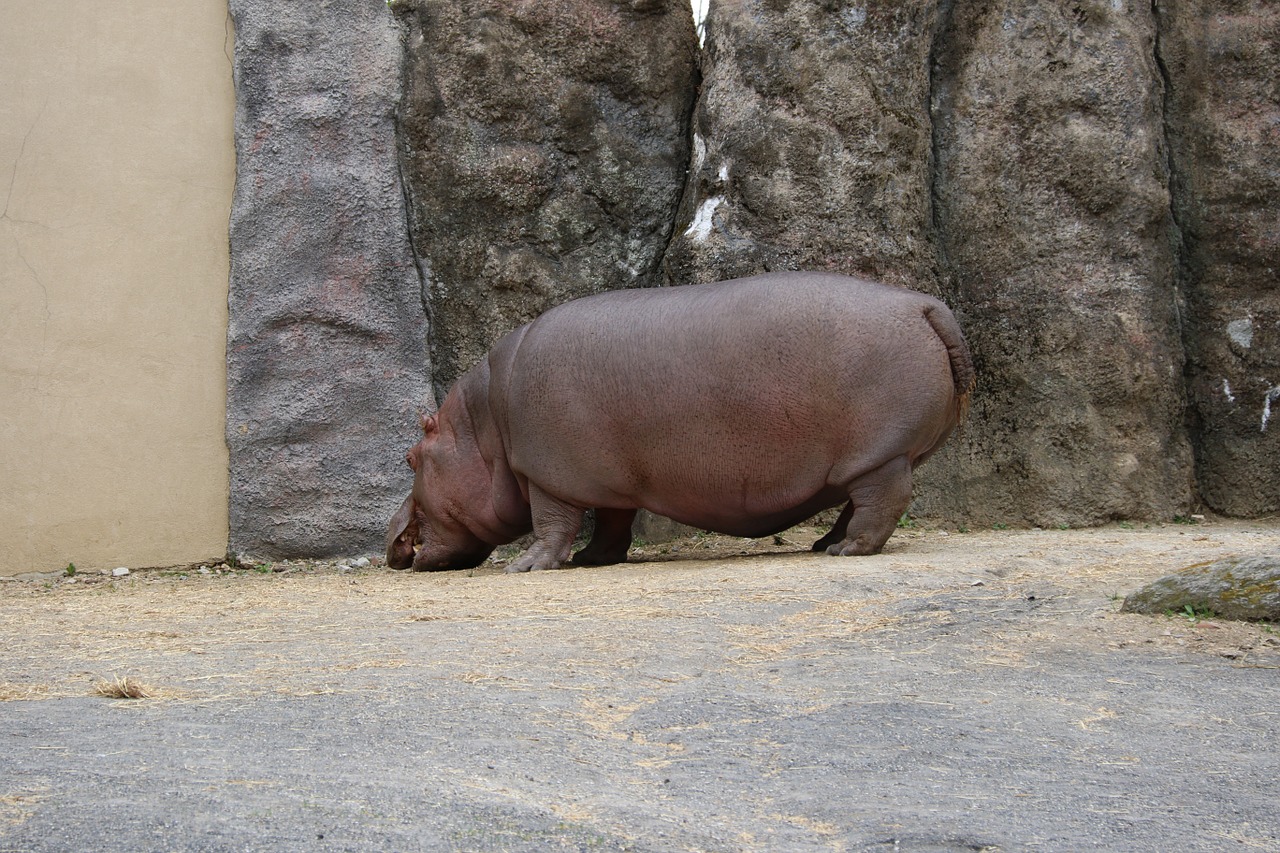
[112, 567, 130, 577]
[352, 557, 371, 569]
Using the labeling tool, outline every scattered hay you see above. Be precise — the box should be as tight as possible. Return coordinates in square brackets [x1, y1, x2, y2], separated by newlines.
[93, 675, 154, 700]
[0, 683, 51, 702]
[0, 521, 1276, 703]
[1, 788, 48, 827]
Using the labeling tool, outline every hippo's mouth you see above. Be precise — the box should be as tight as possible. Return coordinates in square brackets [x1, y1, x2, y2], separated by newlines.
[410, 544, 493, 572]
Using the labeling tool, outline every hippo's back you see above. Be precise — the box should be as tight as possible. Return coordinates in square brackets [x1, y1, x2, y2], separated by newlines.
[493, 272, 965, 529]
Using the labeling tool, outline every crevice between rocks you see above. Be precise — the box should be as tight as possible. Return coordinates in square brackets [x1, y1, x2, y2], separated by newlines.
[656, 1, 708, 285]
[926, 0, 959, 296]
[1149, 0, 1201, 501]
[389, 8, 439, 410]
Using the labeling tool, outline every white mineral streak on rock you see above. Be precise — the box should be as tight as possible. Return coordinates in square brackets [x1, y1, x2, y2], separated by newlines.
[685, 196, 724, 242]
[1262, 385, 1280, 432]
[841, 7, 866, 31]
[1227, 317, 1253, 349]
[1222, 378, 1235, 402]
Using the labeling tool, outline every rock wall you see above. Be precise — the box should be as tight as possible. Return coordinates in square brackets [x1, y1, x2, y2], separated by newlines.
[925, 1, 1194, 525]
[227, 0, 430, 558]
[664, 0, 1198, 526]
[663, 1, 945, 290]
[393, 0, 698, 396]
[227, 0, 1277, 558]
[1157, 0, 1280, 516]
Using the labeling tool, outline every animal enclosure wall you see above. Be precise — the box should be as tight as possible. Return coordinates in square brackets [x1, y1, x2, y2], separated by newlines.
[223, 0, 1277, 560]
[0, 0, 235, 576]
[5, 0, 1273, 574]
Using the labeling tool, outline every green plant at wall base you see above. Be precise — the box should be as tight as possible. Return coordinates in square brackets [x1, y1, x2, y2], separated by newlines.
[1173, 515, 1199, 525]
[64, 563, 76, 577]
[896, 514, 916, 529]
[992, 522, 1008, 530]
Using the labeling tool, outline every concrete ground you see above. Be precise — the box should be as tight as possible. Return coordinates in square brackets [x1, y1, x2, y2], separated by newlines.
[2, 520, 1279, 852]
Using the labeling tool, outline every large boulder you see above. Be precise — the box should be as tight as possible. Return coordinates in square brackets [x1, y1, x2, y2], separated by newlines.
[1157, 1, 1280, 517]
[924, 1, 1195, 526]
[662, 0, 944, 290]
[668, 0, 1198, 527]
[394, 0, 699, 397]
[227, 1, 430, 558]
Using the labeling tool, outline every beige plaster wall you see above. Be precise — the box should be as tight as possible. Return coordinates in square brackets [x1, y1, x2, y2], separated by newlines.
[1, 1, 235, 575]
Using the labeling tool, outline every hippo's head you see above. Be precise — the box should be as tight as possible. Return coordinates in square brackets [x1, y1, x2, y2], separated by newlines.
[385, 415, 495, 572]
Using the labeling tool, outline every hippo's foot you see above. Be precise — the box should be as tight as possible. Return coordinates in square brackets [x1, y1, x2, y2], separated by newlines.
[507, 484, 583, 573]
[810, 537, 835, 552]
[571, 545, 629, 567]
[824, 535, 884, 557]
[813, 503, 855, 552]
[504, 549, 568, 573]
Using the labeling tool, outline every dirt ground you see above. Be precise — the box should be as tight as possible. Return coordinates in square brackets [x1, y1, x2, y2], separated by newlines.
[2, 520, 1279, 852]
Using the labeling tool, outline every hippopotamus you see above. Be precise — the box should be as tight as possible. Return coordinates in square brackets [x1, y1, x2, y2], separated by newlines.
[387, 271, 974, 573]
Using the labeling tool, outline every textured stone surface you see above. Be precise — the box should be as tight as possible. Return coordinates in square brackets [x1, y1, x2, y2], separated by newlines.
[924, 1, 1195, 526]
[224, 0, 1280, 558]
[1122, 554, 1280, 622]
[663, 0, 945, 289]
[1157, 1, 1280, 516]
[394, 0, 699, 396]
[227, 1, 430, 558]
[669, 0, 1199, 527]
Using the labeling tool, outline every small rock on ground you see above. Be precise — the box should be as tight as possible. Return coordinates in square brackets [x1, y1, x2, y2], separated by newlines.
[1122, 554, 1280, 621]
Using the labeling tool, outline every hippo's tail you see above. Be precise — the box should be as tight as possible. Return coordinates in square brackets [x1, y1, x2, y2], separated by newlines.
[922, 302, 975, 423]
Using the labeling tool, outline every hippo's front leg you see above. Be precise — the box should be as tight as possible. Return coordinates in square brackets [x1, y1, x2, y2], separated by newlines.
[506, 483, 585, 573]
[572, 507, 637, 566]
[811, 502, 854, 553]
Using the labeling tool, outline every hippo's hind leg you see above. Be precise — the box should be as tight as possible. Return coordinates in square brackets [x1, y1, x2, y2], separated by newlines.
[572, 508, 637, 566]
[506, 483, 584, 573]
[811, 503, 854, 552]
[820, 456, 913, 557]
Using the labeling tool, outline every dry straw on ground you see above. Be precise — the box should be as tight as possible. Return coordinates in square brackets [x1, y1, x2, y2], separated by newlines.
[92, 675, 154, 700]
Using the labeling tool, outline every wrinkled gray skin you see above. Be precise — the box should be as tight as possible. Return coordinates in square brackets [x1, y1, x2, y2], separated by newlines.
[387, 273, 974, 573]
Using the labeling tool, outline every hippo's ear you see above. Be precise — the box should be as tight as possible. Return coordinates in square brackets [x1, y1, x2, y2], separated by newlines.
[420, 413, 438, 436]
